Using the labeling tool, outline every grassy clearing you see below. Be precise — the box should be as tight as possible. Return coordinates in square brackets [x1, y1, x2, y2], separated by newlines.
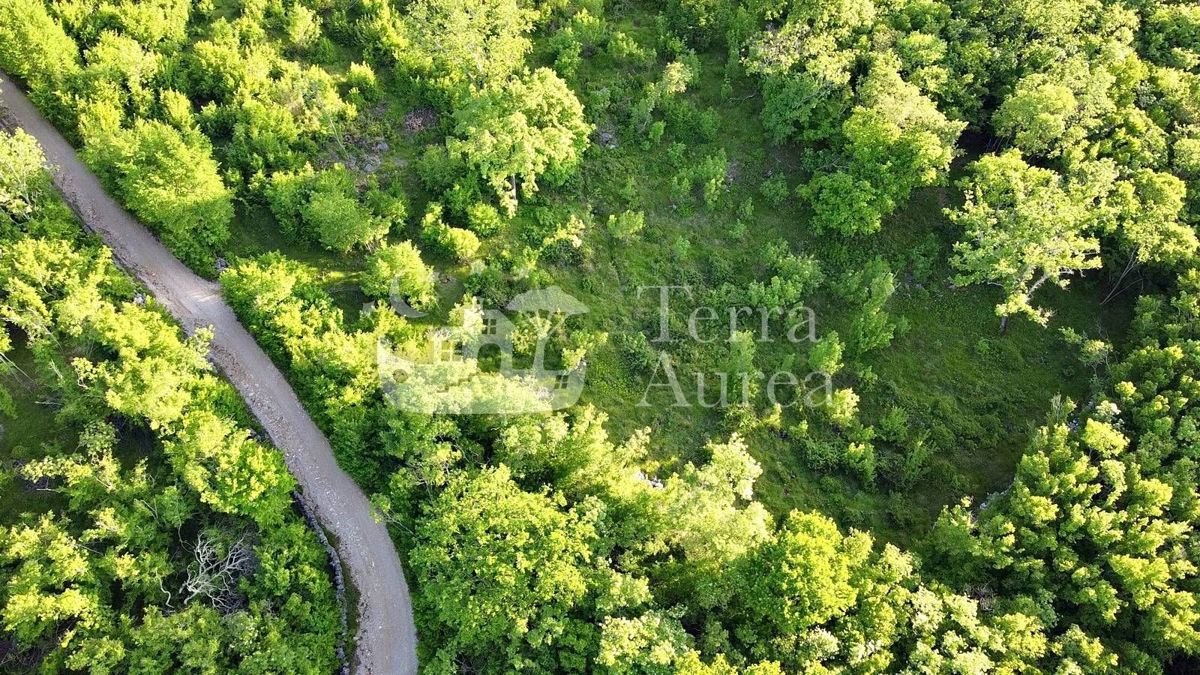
[216, 18, 1134, 546]
[559, 175, 1131, 541]
[549, 60, 1133, 540]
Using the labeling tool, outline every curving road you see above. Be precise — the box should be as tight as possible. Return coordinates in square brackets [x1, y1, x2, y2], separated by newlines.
[0, 72, 418, 675]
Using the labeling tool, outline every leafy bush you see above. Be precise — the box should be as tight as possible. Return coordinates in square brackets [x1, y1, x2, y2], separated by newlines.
[606, 209, 646, 241]
[344, 62, 380, 103]
[362, 241, 437, 308]
[759, 174, 790, 207]
[80, 116, 232, 267]
[809, 332, 844, 376]
[466, 202, 504, 236]
[265, 165, 389, 252]
[420, 203, 481, 262]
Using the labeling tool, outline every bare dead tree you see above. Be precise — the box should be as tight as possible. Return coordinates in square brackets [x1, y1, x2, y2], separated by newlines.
[181, 533, 255, 613]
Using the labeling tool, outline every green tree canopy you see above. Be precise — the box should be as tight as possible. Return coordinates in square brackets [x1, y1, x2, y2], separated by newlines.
[949, 151, 1105, 326]
[447, 68, 591, 215]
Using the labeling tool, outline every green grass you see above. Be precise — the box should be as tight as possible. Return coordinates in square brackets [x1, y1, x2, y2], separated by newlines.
[552, 177, 1132, 543]
[0, 340, 67, 525]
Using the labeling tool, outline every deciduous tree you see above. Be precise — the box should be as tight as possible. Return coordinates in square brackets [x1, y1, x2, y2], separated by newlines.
[447, 68, 591, 215]
[949, 151, 1105, 327]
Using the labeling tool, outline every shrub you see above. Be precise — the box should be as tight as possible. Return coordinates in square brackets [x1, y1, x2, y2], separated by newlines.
[439, 226, 481, 262]
[607, 210, 646, 241]
[421, 203, 481, 262]
[304, 190, 386, 253]
[265, 165, 389, 252]
[760, 175, 790, 207]
[695, 149, 728, 209]
[345, 62, 380, 103]
[363, 241, 437, 308]
[845, 441, 877, 483]
[809, 332, 844, 376]
[878, 406, 910, 443]
[365, 181, 409, 228]
[466, 202, 504, 236]
[826, 387, 860, 426]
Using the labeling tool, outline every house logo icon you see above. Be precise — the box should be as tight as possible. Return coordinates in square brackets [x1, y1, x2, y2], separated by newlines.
[377, 286, 589, 414]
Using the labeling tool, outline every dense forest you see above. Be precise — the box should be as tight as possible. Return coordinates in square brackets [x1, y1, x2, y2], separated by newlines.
[2, 0, 1200, 672]
[0, 128, 340, 671]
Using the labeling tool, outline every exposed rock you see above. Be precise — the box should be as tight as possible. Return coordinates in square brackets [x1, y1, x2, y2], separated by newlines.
[404, 107, 439, 133]
[592, 126, 618, 149]
[725, 159, 742, 184]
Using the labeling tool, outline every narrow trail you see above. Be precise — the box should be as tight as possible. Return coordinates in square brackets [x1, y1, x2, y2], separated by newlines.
[0, 72, 418, 675]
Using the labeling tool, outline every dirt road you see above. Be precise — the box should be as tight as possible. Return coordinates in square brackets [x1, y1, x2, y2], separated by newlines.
[0, 72, 418, 675]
